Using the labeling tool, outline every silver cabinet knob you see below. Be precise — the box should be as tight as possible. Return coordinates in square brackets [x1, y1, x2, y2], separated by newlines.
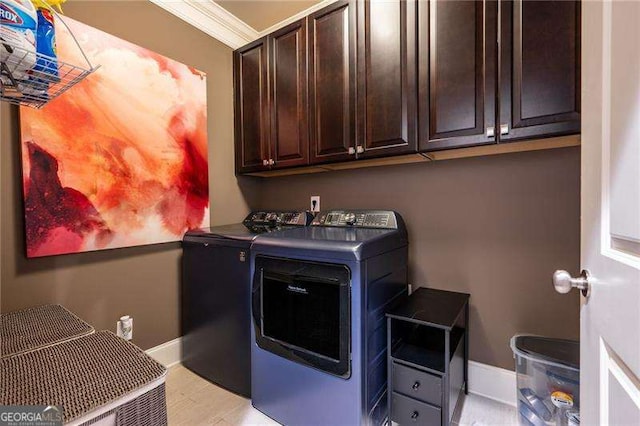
[356, 145, 364, 154]
[268, 159, 275, 166]
[553, 269, 591, 297]
[262, 159, 269, 166]
[348, 147, 356, 155]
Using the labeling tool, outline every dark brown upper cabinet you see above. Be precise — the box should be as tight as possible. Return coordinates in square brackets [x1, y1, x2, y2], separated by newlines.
[309, 0, 357, 164]
[418, 0, 498, 152]
[234, 0, 581, 175]
[356, 0, 417, 158]
[268, 20, 309, 169]
[499, 0, 581, 141]
[234, 38, 270, 174]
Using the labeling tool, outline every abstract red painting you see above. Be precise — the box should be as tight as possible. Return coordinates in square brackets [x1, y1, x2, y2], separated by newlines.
[20, 17, 209, 257]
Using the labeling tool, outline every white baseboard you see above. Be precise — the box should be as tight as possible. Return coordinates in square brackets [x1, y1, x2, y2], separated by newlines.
[146, 337, 182, 368]
[145, 337, 517, 406]
[468, 360, 517, 406]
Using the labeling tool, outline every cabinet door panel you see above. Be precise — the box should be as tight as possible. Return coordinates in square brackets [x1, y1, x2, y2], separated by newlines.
[500, 0, 580, 141]
[269, 20, 309, 169]
[234, 38, 270, 173]
[357, 0, 417, 158]
[309, 0, 357, 164]
[418, 0, 497, 151]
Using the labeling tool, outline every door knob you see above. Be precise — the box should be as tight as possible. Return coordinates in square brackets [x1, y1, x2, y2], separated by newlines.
[553, 269, 591, 297]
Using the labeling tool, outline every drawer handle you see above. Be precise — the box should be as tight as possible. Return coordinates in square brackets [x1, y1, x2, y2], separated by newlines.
[411, 411, 419, 421]
[412, 381, 420, 391]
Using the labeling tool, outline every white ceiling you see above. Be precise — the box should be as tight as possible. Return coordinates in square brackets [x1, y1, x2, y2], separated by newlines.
[215, 1, 323, 32]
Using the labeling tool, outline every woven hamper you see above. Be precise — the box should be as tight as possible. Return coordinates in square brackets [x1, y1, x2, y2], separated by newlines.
[1, 331, 168, 426]
[1, 304, 94, 358]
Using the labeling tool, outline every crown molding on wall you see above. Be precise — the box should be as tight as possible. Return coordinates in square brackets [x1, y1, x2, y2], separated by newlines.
[149, 0, 259, 49]
[256, 0, 338, 37]
[149, 0, 339, 50]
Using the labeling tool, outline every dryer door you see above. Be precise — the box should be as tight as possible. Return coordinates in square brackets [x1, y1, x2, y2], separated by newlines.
[252, 256, 351, 378]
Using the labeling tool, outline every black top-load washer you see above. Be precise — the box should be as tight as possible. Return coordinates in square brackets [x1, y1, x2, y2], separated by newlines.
[181, 211, 313, 397]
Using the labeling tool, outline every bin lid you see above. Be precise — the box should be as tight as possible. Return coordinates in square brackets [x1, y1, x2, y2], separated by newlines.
[511, 335, 579, 370]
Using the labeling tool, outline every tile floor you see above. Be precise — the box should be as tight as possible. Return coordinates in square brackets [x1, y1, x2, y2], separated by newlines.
[166, 364, 518, 425]
[452, 394, 518, 426]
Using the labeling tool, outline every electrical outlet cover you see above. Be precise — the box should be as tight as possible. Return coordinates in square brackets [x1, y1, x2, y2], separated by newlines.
[310, 195, 320, 212]
[117, 316, 133, 340]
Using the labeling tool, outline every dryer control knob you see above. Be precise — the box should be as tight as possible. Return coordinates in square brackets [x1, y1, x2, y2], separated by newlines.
[344, 213, 356, 225]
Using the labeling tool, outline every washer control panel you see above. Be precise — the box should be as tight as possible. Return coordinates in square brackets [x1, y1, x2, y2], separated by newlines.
[244, 211, 314, 226]
[311, 210, 398, 229]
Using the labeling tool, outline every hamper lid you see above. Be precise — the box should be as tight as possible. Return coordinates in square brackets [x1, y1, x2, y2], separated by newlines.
[0, 331, 166, 423]
[511, 335, 579, 370]
[1, 304, 94, 358]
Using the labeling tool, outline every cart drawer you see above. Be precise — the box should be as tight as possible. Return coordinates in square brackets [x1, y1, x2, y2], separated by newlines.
[391, 392, 441, 425]
[392, 362, 442, 406]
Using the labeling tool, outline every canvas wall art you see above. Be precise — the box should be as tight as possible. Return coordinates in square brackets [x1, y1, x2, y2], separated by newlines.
[20, 17, 209, 257]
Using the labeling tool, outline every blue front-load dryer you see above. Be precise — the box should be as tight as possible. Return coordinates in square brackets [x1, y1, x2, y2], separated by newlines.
[250, 210, 409, 425]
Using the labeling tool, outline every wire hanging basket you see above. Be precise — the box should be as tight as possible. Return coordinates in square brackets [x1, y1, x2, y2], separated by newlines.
[0, 4, 98, 109]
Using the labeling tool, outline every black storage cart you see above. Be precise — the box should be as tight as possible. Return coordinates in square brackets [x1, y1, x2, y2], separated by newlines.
[386, 288, 470, 426]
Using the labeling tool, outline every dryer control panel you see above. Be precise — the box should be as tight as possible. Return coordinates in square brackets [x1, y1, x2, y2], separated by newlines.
[244, 211, 314, 226]
[311, 210, 399, 229]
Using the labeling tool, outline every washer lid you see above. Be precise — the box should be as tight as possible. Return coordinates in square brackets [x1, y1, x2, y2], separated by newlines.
[184, 223, 265, 242]
[511, 335, 580, 370]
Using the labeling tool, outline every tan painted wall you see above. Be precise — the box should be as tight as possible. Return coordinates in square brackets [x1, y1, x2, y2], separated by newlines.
[253, 148, 581, 370]
[0, 1, 581, 371]
[0, 1, 259, 349]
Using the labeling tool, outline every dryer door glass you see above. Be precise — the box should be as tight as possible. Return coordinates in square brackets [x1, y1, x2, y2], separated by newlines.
[253, 256, 351, 378]
[263, 273, 342, 361]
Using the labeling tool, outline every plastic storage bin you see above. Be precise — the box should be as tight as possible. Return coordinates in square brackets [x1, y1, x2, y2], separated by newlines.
[511, 335, 580, 426]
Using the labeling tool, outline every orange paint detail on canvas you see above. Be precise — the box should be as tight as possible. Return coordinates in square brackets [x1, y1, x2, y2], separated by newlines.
[20, 18, 209, 257]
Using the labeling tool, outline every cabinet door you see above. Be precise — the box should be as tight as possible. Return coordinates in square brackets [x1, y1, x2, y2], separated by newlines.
[418, 0, 498, 151]
[499, 0, 580, 141]
[309, 0, 357, 164]
[357, 0, 417, 159]
[234, 38, 270, 173]
[269, 20, 309, 169]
